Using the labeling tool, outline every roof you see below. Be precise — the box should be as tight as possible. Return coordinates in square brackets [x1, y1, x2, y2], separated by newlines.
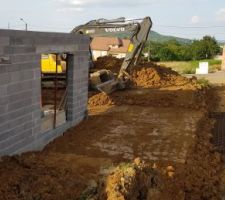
[90, 37, 130, 53]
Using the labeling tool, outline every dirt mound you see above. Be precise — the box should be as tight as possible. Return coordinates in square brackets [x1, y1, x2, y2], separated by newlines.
[78, 158, 161, 200]
[88, 92, 113, 107]
[88, 87, 209, 110]
[90, 57, 201, 108]
[93, 56, 123, 74]
[131, 64, 196, 89]
[94, 56, 197, 89]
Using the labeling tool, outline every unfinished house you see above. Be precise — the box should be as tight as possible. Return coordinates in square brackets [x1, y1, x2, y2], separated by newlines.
[0, 29, 90, 156]
[90, 37, 130, 60]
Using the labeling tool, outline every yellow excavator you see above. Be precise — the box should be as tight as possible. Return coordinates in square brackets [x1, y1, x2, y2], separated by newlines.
[41, 17, 152, 93]
[41, 54, 66, 74]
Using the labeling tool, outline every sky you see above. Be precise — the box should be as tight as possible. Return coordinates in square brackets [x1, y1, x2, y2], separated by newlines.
[0, 0, 225, 40]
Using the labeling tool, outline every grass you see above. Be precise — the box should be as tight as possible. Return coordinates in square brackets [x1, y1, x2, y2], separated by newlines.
[158, 59, 222, 74]
[196, 78, 210, 88]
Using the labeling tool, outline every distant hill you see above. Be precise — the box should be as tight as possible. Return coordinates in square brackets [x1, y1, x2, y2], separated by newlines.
[102, 30, 192, 44]
[149, 31, 192, 44]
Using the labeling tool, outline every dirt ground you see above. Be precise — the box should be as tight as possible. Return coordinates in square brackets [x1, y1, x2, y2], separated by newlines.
[0, 57, 224, 200]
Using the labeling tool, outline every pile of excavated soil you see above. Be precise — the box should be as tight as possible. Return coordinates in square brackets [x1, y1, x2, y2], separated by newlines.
[81, 158, 161, 200]
[93, 56, 197, 89]
[88, 87, 210, 110]
[131, 63, 197, 89]
[93, 56, 123, 74]
[89, 56, 203, 109]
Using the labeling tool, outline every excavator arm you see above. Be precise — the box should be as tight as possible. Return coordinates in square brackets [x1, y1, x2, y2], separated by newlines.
[118, 17, 152, 80]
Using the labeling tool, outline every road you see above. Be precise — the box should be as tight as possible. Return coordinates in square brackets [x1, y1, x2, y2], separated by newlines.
[185, 71, 225, 85]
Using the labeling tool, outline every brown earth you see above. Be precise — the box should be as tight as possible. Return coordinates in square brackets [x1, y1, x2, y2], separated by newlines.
[0, 57, 224, 200]
[93, 56, 123, 74]
[131, 63, 197, 89]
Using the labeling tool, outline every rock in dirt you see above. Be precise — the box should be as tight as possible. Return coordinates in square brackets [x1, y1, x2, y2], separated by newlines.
[85, 158, 161, 200]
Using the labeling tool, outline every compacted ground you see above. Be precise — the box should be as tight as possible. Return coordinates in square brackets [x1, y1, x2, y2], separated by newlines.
[0, 57, 224, 200]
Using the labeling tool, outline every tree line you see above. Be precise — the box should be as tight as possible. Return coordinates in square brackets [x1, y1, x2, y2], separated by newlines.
[145, 36, 222, 61]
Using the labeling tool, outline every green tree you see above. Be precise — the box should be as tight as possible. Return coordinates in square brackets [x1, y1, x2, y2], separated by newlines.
[144, 35, 221, 61]
[191, 36, 221, 60]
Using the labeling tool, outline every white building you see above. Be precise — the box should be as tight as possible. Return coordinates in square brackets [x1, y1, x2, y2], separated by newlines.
[222, 46, 225, 70]
[90, 37, 130, 61]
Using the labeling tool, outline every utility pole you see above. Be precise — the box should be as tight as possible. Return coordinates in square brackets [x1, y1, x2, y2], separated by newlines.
[8, 22, 10, 29]
[20, 18, 28, 31]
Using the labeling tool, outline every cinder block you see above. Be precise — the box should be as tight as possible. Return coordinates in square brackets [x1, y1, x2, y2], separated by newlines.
[4, 46, 36, 55]
[0, 64, 8, 74]
[34, 68, 41, 79]
[9, 70, 34, 83]
[78, 44, 90, 51]
[0, 37, 10, 45]
[0, 127, 32, 150]
[7, 80, 33, 94]
[0, 96, 8, 105]
[9, 53, 40, 63]
[0, 120, 33, 141]
[0, 113, 8, 125]
[0, 86, 7, 96]
[9, 36, 34, 46]
[0, 106, 7, 114]
[2, 61, 40, 73]
[0, 113, 32, 134]
[7, 98, 32, 112]
[32, 103, 41, 111]
[7, 90, 33, 104]
[7, 105, 33, 122]
[0, 134, 34, 156]
[32, 125, 41, 136]
[0, 73, 10, 85]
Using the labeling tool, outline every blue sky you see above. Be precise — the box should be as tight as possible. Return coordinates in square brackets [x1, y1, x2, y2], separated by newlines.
[1, 0, 225, 40]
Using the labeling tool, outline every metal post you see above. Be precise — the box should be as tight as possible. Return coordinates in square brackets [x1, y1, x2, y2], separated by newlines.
[53, 54, 58, 129]
[20, 18, 28, 31]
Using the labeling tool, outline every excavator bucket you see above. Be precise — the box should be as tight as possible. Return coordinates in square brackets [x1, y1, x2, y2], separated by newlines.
[96, 79, 119, 94]
[90, 69, 119, 94]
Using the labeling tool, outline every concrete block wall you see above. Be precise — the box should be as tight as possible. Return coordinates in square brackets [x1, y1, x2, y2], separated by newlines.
[0, 29, 90, 156]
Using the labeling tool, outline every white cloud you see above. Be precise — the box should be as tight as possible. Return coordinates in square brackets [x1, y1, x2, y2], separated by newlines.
[216, 8, 225, 22]
[191, 15, 200, 24]
[56, 7, 83, 12]
[53, 0, 158, 12]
